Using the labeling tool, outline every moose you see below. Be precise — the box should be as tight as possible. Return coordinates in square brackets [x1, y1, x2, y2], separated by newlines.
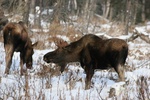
[43, 34, 128, 89]
[3, 21, 37, 75]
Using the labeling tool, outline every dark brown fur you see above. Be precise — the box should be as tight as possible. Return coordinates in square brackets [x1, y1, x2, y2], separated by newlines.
[3, 22, 36, 75]
[43, 34, 128, 89]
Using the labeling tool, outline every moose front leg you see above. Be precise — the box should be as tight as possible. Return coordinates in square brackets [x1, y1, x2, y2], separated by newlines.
[82, 47, 95, 89]
[59, 63, 66, 73]
[60, 66, 65, 73]
[85, 66, 94, 89]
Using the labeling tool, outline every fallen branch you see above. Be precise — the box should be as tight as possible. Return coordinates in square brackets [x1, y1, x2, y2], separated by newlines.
[134, 29, 150, 43]
[127, 33, 138, 42]
[127, 28, 150, 43]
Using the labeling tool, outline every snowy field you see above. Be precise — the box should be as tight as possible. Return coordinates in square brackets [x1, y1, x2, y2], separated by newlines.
[0, 20, 150, 100]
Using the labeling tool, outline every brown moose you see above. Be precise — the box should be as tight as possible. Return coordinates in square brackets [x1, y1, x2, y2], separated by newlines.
[3, 21, 37, 75]
[43, 34, 128, 89]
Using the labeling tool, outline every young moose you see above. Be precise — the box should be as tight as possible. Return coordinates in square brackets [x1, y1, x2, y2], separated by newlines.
[43, 34, 128, 89]
[3, 21, 37, 75]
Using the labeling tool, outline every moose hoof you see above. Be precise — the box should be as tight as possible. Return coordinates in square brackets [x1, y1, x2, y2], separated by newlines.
[85, 84, 91, 90]
[4, 71, 9, 75]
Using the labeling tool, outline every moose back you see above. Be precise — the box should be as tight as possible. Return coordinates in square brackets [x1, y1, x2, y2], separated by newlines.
[43, 34, 128, 89]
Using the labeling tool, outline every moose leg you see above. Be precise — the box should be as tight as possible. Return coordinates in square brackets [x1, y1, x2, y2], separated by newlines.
[20, 57, 24, 75]
[82, 47, 94, 89]
[4, 45, 14, 74]
[60, 66, 65, 73]
[114, 64, 125, 81]
[20, 54, 25, 75]
[59, 63, 66, 73]
[85, 66, 94, 89]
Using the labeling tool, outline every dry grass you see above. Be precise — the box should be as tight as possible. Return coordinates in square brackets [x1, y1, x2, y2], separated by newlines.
[136, 76, 150, 100]
[48, 22, 83, 40]
[0, 61, 150, 100]
[36, 63, 61, 77]
[29, 21, 84, 50]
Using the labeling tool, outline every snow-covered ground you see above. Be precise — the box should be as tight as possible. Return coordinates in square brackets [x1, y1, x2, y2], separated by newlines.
[0, 19, 150, 99]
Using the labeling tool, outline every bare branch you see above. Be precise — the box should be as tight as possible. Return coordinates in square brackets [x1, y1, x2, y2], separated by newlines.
[134, 29, 150, 43]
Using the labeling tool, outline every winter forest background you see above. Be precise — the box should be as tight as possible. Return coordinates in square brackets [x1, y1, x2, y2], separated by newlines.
[1, 0, 150, 33]
[0, 0, 150, 100]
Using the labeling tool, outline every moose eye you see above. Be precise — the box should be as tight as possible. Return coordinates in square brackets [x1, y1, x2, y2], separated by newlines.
[64, 47, 72, 53]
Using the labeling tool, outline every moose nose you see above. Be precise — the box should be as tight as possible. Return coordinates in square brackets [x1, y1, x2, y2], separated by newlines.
[26, 63, 32, 69]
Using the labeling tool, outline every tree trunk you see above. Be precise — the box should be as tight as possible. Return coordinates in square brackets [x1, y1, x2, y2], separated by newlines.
[37, 0, 42, 28]
[30, 0, 36, 14]
[125, 0, 131, 35]
[109, 4, 113, 21]
[86, 0, 96, 32]
[52, 0, 63, 23]
[132, 0, 138, 25]
[105, 0, 111, 18]
[141, 0, 145, 22]
[84, 0, 90, 19]
[23, 0, 31, 26]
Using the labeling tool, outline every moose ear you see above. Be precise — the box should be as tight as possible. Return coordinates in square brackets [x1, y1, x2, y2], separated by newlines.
[32, 42, 38, 47]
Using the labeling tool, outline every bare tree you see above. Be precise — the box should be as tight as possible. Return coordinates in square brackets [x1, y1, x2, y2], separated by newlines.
[37, 0, 42, 28]
[23, 0, 31, 25]
[51, 0, 69, 23]
[0, 8, 8, 30]
[125, 0, 131, 35]
[30, 0, 36, 14]
[141, 0, 145, 22]
[131, 0, 138, 25]
[105, 0, 111, 18]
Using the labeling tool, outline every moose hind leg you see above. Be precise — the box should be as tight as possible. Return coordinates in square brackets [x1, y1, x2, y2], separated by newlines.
[20, 55, 24, 75]
[5, 55, 12, 74]
[4, 45, 14, 74]
[115, 64, 125, 81]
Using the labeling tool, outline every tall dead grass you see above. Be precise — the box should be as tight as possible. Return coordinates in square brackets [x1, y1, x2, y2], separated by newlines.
[0, 62, 150, 100]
